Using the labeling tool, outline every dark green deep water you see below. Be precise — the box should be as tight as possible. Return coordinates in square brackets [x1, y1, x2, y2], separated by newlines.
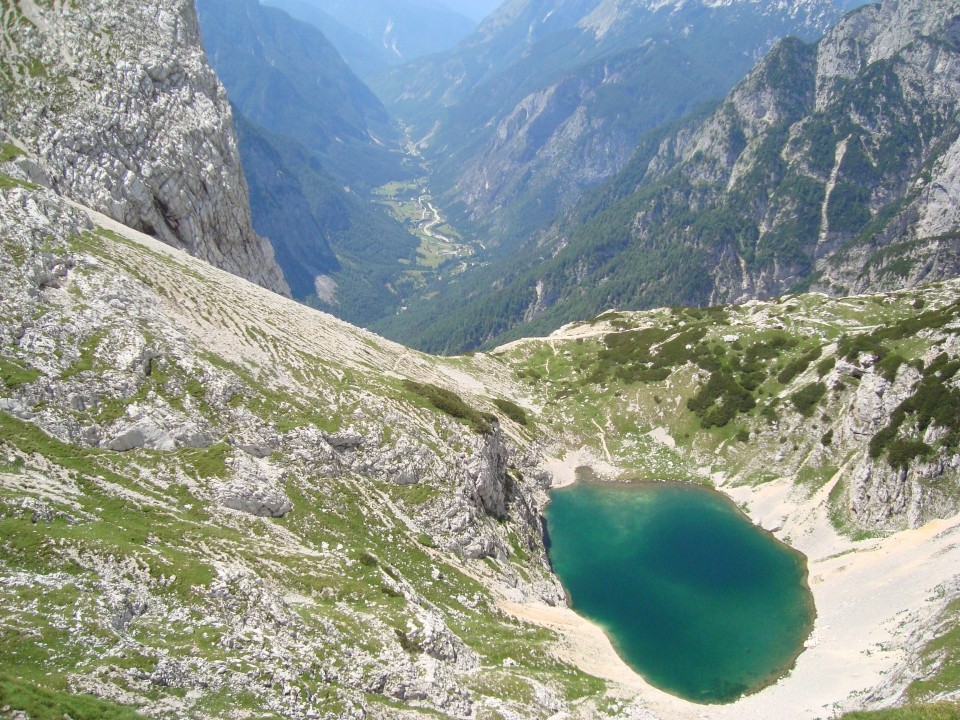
[544, 482, 814, 704]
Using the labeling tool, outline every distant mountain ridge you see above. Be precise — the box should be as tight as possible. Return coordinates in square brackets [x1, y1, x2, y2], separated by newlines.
[375, 0, 960, 352]
[264, 0, 476, 78]
[377, 0, 855, 253]
[197, 0, 407, 189]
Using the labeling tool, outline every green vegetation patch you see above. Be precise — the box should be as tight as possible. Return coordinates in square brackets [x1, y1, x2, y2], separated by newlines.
[840, 703, 960, 720]
[0, 355, 41, 388]
[402, 380, 495, 434]
[492, 398, 529, 427]
[61, 330, 106, 379]
[908, 598, 960, 702]
[0, 142, 25, 162]
[178, 442, 231, 479]
[0, 675, 147, 720]
[686, 369, 756, 428]
[790, 382, 827, 417]
[869, 353, 960, 468]
[776, 344, 822, 384]
[0, 173, 40, 191]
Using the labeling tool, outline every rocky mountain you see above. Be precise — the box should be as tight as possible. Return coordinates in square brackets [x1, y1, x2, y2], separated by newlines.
[445, 0, 504, 23]
[3, 0, 960, 718]
[377, 0, 854, 249]
[0, 0, 289, 297]
[263, 0, 477, 81]
[255, 0, 394, 82]
[269, 0, 475, 65]
[3, 169, 960, 717]
[380, 0, 960, 353]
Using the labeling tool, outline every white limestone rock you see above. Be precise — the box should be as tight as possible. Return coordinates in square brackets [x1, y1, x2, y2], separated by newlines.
[0, 0, 289, 296]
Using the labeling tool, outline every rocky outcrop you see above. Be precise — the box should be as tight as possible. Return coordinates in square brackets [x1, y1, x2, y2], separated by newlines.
[0, 0, 289, 296]
[837, 348, 960, 530]
[466, 425, 510, 519]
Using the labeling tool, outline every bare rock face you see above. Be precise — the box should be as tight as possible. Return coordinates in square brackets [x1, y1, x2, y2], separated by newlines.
[0, 0, 290, 296]
[466, 425, 509, 520]
[836, 354, 960, 531]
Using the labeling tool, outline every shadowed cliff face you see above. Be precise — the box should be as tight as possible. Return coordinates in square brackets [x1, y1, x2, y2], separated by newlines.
[0, 0, 290, 296]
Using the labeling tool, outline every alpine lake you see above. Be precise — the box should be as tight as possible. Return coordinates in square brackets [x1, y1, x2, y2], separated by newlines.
[544, 478, 815, 704]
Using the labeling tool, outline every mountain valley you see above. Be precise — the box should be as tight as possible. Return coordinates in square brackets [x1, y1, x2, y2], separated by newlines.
[2, 0, 960, 719]
[377, 0, 960, 353]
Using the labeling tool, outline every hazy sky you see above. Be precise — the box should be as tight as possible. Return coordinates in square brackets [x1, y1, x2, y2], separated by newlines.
[441, 0, 504, 22]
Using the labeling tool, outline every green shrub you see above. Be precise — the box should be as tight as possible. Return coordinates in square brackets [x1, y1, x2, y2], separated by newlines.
[760, 402, 779, 424]
[839, 333, 885, 361]
[777, 345, 823, 384]
[687, 370, 755, 428]
[745, 333, 793, 362]
[821, 429, 834, 446]
[403, 380, 495, 434]
[877, 353, 907, 382]
[887, 439, 932, 470]
[380, 583, 403, 598]
[493, 398, 529, 427]
[790, 382, 827, 417]
[395, 628, 419, 653]
[816, 356, 836, 377]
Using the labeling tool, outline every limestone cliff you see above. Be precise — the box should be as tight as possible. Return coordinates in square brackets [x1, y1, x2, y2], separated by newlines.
[0, 0, 290, 295]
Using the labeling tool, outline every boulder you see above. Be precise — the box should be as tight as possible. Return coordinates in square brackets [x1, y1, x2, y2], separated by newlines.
[105, 422, 175, 451]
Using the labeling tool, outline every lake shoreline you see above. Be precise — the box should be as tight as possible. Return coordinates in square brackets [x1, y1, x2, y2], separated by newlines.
[496, 445, 960, 719]
[545, 478, 816, 704]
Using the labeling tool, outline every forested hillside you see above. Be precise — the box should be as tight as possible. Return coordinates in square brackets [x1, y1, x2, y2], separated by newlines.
[377, 0, 960, 353]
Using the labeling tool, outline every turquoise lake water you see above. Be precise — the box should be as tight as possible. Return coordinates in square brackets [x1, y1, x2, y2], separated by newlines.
[544, 481, 814, 704]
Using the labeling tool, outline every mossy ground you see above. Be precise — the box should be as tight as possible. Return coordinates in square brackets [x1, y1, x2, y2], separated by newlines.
[841, 703, 960, 720]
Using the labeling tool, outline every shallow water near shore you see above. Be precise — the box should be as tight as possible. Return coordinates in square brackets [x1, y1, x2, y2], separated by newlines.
[544, 481, 815, 704]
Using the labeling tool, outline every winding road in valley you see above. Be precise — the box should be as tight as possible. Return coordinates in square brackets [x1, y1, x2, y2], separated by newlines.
[417, 195, 454, 243]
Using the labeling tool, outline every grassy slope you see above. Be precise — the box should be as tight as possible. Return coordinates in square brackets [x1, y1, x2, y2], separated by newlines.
[841, 704, 960, 720]
[494, 289, 960, 494]
[2, 183, 960, 716]
[0, 203, 599, 718]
